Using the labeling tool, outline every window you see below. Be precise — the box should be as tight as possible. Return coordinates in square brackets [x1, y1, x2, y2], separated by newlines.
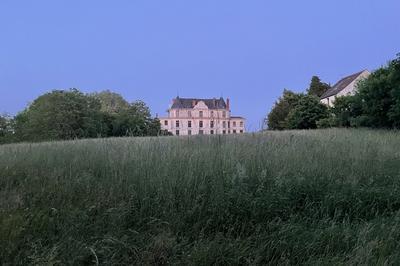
[228, 130, 231, 134]
[199, 111, 203, 118]
[164, 120, 168, 126]
[210, 130, 214, 135]
[228, 122, 230, 128]
[223, 121, 226, 128]
[222, 111, 226, 118]
[211, 111, 214, 117]
[233, 130, 236, 134]
[176, 130, 180, 136]
[188, 111, 192, 117]
[210, 121, 214, 128]
[199, 130, 204, 135]
[223, 130, 226, 134]
[188, 130, 192, 135]
[240, 130, 243, 133]
[233, 121, 236, 127]
[188, 121, 192, 128]
[199, 121, 203, 128]
[240, 121, 244, 127]
[176, 120, 180, 128]
[176, 110, 179, 117]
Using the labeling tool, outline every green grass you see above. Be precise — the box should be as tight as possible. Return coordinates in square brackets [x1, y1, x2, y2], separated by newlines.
[2, 129, 400, 265]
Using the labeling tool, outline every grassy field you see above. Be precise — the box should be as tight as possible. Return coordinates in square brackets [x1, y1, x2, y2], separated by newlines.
[2, 129, 400, 265]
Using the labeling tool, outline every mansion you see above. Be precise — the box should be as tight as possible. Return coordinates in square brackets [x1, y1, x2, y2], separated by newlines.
[160, 97, 245, 136]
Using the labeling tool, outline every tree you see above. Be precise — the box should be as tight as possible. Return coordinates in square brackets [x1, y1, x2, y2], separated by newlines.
[328, 54, 400, 129]
[331, 95, 362, 127]
[286, 95, 329, 129]
[90, 90, 130, 114]
[388, 54, 400, 127]
[307, 76, 330, 97]
[0, 115, 7, 138]
[266, 89, 301, 130]
[112, 100, 160, 136]
[14, 89, 107, 142]
[0, 114, 14, 144]
[356, 67, 394, 128]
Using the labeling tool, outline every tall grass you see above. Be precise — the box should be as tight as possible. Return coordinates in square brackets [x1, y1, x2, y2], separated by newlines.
[1, 129, 400, 265]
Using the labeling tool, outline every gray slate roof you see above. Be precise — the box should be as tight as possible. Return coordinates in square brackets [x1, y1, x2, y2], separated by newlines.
[171, 97, 227, 109]
[321, 70, 365, 99]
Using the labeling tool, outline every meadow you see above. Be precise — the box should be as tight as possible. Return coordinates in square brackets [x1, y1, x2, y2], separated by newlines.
[1, 129, 400, 265]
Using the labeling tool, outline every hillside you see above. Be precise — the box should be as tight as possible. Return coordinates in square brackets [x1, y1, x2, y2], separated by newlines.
[2, 129, 400, 265]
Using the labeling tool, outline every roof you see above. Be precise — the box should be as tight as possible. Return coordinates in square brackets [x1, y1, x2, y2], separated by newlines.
[230, 116, 245, 120]
[320, 70, 367, 99]
[171, 97, 227, 110]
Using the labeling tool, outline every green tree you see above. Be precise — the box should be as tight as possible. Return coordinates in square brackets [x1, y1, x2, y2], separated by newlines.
[90, 90, 130, 114]
[112, 100, 160, 136]
[0, 114, 14, 144]
[267, 89, 301, 130]
[14, 89, 107, 141]
[356, 67, 394, 128]
[331, 95, 362, 127]
[286, 95, 329, 129]
[388, 54, 400, 127]
[0, 115, 7, 138]
[307, 76, 330, 97]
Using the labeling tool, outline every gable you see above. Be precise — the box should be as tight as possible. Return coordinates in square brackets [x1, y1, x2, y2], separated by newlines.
[321, 70, 369, 99]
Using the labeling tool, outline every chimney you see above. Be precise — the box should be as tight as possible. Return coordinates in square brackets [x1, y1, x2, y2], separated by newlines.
[226, 98, 230, 110]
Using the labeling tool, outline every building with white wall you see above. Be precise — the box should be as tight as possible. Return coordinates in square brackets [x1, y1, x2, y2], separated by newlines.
[320, 70, 370, 106]
[160, 97, 245, 136]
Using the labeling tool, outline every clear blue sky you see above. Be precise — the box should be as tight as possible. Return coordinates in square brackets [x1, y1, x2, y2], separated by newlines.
[1, 1, 399, 131]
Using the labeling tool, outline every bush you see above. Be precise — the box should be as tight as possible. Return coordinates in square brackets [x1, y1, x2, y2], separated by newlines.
[316, 116, 337, 128]
[286, 95, 329, 129]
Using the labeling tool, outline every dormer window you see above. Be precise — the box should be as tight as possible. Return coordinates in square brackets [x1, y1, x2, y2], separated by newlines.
[199, 111, 203, 118]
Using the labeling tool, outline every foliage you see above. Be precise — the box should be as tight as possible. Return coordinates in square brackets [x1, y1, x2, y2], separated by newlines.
[13, 89, 106, 142]
[90, 90, 130, 114]
[331, 95, 362, 127]
[112, 100, 160, 137]
[267, 89, 301, 130]
[3, 89, 161, 143]
[388, 55, 400, 127]
[0, 115, 7, 138]
[285, 94, 329, 129]
[354, 54, 400, 128]
[307, 76, 330, 97]
[316, 115, 337, 129]
[0, 114, 14, 144]
[356, 68, 393, 128]
[2, 129, 400, 264]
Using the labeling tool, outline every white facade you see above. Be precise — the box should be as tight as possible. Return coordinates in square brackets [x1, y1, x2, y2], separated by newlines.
[160, 98, 245, 136]
[320, 70, 370, 107]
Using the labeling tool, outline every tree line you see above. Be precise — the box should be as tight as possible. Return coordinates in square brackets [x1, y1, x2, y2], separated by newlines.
[266, 54, 400, 130]
[0, 89, 169, 144]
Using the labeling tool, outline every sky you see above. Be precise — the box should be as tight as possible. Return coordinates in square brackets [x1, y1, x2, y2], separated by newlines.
[1, 1, 399, 131]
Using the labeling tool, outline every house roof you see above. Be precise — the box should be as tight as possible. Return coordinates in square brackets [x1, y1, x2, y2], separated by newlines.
[320, 70, 367, 99]
[171, 97, 227, 109]
[230, 116, 245, 120]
